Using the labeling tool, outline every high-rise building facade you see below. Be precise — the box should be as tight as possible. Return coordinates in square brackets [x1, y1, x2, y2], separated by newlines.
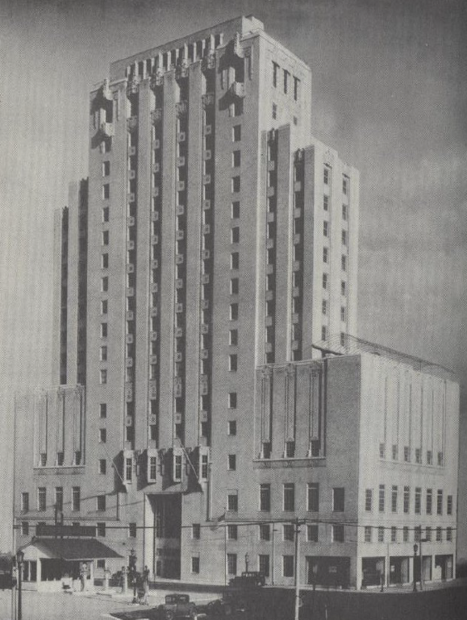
[13, 15, 458, 590]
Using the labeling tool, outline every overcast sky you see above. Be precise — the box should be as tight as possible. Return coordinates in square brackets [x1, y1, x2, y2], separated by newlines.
[1, 0, 466, 557]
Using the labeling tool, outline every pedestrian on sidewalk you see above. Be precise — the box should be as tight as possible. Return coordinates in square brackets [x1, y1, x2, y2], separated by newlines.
[140, 566, 150, 605]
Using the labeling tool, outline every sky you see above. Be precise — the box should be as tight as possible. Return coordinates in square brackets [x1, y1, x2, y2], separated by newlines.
[1, 0, 466, 557]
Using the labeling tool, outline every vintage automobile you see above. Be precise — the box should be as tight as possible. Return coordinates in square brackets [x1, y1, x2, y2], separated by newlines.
[158, 593, 197, 620]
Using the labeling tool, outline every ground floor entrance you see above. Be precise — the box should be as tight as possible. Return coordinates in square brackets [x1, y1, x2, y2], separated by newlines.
[434, 555, 453, 581]
[146, 494, 182, 580]
[389, 557, 410, 585]
[305, 556, 350, 588]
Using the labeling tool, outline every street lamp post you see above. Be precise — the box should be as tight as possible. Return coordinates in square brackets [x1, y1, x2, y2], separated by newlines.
[413, 544, 418, 592]
[16, 550, 24, 620]
[129, 548, 137, 603]
[244, 553, 249, 573]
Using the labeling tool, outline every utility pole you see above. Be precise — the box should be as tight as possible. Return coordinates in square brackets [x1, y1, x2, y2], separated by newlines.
[294, 519, 302, 620]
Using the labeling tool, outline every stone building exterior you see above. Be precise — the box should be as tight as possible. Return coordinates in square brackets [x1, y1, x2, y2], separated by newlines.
[13, 15, 458, 589]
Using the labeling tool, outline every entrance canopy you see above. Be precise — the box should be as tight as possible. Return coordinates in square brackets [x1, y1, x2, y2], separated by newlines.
[23, 538, 122, 561]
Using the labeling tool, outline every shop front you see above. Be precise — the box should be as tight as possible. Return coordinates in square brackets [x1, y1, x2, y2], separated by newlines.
[20, 538, 122, 592]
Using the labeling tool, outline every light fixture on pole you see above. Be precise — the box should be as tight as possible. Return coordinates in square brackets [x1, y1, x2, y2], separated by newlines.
[16, 549, 24, 620]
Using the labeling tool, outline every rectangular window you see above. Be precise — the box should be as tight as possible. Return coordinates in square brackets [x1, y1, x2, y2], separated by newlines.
[101, 299, 108, 314]
[321, 326, 326, 341]
[102, 206, 109, 223]
[324, 166, 330, 185]
[404, 486, 410, 514]
[365, 489, 373, 512]
[392, 486, 398, 513]
[191, 556, 200, 574]
[260, 484, 271, 512]
[227, 492, 238, 512]
[364, 526, 372, 542]
[323, 221, 329, 237]
[98, 459, 107, 475]
[283, 483, 295, 511]
[272, 102, 277, 119]
[99, 428, 107, 443]
[415, 487, 421, 514]
[404, 446, 410, 462]
[231, 201, 240, 219]
[229, 354, 238, 372]
[21, 522, 29, 536]
[379, 485, 385, 512]
[228, 392, 237, 409]
[100, 369, 107, 385]
[100, 323, 108, 338]
[323, 247, 328, 263]
[101, 276, 108, 293]
[436, 527, 442, 542]
[227, 524, 238, 540]
[415, 448, 421, 463]
[333, 525, 344, 543]
[342, 230, 347, 245]
[257, 525, 270, 542]
[426, 450, 433, 465]
[426, 489, 432, 515]
[96, 522, 106, 538]
[21, 492, 29, 513]
[425, 527, 432, 541]
[323, 195, 329, 211]
[437, 490, 443, 515]
[227, 554, 237, 576]
[228, 420, 237, 436]
[322, 273, 328, 290]
[231, 252, 239, 270]
[102, 230, 109, 245]
[283, 555, 294, 577]
[55, 487, 63, 512]
[228, 455, 237, 471]
[259, 555, 270, 577]
[38, 487, 46, 512]
[447, 527, 452, 541]
[232, 125, 241, 142]
[378, 527, 384, 542]
[72, 487, 80, 511]
[322, 300, 327, 315]
[379, 443, 385, 459]
[192, 523, 201, 539]
[293, 77, 300, 101]
[307, 524, 318, 542]
[391, 526, 397, 542]
[100, 403, 107, 418]
[403, 526, 409, 542]
[447, 495, 453, 515]
[283, 69, 289, 93]
[333, 488, 345, 512]
[392, 444, 398, 460]
[285, 441, 295, 458]
[283, 524, 294, 541]
[438, 451, 444, 466]
[307, 483, 319, 512]
[128, 523, 137, 538]
[101, 253, 109, 269]
[341, 255, 347, 271]
[342, 176, 349, 195]
[231, 227, 240, 244]
[342, 204, 348, 220]
[341, 281, 346, 296]
[102, 184, 110, 200]
[229, 303, 238, 320]
[341, 306, 346, 322]
[232, 150, 241, 167]
[97, 494, 106, 511]
[100, 345, 108, 362]
[232, 176, 241, 193]
[229, 329, 238, 346]
[272, 61, 279, 87]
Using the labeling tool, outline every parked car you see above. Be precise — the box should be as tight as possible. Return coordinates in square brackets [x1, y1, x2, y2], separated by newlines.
[196, 598, 249, 619]
[158, 593, 197, 620]
[228, 571, 265, 588]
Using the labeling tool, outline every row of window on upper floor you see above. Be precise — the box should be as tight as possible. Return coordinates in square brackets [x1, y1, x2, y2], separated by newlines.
[380, 443, 444, 467]
[365, 485, 454, 517]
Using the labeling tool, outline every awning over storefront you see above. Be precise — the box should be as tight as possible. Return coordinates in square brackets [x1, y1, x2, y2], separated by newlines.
[27, 538, 122, 561]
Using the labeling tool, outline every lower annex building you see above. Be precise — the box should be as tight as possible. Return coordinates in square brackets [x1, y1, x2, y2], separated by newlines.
[13, 15, 459, 590]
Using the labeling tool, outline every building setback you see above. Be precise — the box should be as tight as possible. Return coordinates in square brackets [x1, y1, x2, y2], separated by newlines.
[13, 15, 458, 590]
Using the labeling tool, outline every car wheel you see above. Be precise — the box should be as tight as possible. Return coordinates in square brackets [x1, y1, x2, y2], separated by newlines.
[165, 611, 174, 620]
